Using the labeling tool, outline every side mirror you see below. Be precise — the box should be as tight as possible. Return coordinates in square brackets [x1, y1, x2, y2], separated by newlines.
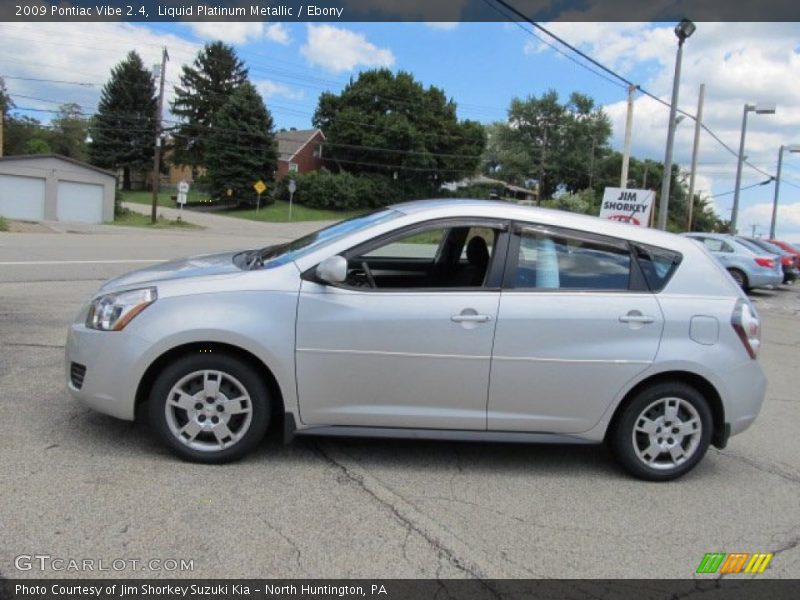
[316, 255, 348, 284]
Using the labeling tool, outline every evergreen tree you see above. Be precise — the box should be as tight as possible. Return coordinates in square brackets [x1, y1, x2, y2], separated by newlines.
[205, 82, 277, 203]
[88, 51, 157, 189]
[171, 42, 248, 172]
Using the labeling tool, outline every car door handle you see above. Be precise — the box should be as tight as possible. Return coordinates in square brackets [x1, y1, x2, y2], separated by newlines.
[451, 314, 492, 323]
[619, 314, 655, 324]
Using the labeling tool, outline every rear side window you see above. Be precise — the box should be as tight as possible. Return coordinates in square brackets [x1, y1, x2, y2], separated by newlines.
[513, 229, 631, 291]
[633, 243, 682, 291]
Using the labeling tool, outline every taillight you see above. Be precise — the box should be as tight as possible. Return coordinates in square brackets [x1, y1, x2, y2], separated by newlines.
[732, 298, 761, 359]
[754, 257, 774, 268]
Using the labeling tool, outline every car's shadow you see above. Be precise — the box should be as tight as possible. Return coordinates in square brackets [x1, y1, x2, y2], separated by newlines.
[67, 407, 628, 480]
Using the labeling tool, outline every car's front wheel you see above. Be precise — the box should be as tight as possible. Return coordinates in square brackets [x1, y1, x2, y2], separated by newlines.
[610, 382, 712, 481]
[148, 353, 270, 463]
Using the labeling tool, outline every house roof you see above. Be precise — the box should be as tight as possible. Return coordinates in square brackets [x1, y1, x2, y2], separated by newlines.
[275, 129, 324, 162]
[0, 154, 116, 178]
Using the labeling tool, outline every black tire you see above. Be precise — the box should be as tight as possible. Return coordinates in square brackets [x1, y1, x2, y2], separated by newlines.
[727, 268, 749, 291]
[609, 382, 713, 481]
[148, 352, 270, 463]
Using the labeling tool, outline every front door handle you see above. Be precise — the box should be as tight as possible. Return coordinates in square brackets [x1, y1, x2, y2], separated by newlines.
[451, 314, 492, 323]
[619, 311, 655, 324]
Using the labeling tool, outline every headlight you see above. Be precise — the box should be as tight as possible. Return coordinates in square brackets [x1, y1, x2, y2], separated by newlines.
[86, 287, 157, 331]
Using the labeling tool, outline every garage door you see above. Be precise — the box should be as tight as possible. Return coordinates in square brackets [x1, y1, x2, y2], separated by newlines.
[0, 174, 46, 221]
[57, 181, 104, 224]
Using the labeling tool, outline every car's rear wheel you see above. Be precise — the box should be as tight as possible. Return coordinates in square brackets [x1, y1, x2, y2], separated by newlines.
[727, 268, 748, 291]
[148, 353, 270, 463]
[610, 382, 712, 481]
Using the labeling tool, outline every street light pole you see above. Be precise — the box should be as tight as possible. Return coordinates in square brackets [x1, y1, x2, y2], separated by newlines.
[769, 144, 800, 239]
[730, 102, 776, 233]
[686, 83, 705, 231]
[657, 19, 695, 231]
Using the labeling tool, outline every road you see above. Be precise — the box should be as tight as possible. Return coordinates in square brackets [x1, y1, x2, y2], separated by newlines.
[1, 223, 799, 580]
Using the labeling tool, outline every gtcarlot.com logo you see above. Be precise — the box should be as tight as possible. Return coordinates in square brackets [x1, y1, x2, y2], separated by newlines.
[15, 554, 194, 572]
[696, 552, 773, 574]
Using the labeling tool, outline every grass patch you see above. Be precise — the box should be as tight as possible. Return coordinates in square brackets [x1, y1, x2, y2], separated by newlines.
[0, 216, 8, 232]
[120, 190, 211, 208]
[225, 201, 365, 223]
[110, 210, 201, 229]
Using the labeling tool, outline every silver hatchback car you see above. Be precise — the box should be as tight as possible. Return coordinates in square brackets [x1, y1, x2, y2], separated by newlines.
[66, 200, 766, 480]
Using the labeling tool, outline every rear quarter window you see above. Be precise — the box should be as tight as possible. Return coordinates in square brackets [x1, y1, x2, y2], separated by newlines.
[633, 243, 682, 292]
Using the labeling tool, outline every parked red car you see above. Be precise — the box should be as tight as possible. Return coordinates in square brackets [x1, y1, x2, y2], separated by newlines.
[768, 239, 800, 269]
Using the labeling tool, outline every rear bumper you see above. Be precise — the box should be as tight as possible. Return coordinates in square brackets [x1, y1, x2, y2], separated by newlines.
[749, 270, 783, 289]
[720, 358, 767, 437]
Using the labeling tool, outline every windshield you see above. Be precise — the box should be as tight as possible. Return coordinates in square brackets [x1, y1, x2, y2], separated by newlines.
[257, 209, 402, 268]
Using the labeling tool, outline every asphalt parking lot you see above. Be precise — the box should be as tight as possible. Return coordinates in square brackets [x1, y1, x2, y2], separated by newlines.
[1, 222, 799, 580]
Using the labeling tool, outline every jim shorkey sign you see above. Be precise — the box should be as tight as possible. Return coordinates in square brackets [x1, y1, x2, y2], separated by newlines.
[599, 187, 655, 226]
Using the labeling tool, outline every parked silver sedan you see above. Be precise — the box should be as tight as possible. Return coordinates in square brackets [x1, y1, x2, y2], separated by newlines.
[66, 200, 766, 480]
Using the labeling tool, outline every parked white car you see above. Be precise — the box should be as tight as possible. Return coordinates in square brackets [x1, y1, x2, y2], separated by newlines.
[66, 200, 766, 480]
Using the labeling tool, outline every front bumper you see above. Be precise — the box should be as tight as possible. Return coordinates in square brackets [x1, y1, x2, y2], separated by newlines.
[65, 324, 152, 420]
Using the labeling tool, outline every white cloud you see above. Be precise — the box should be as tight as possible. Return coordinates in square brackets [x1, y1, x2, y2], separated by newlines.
[264, 24, 291, 45]
[0, 22, 201, 116]
[524, 23, 800, 219]
[741, 202, 800, 242]
[255, 79, 304, 101]
[300, 25, 395, 73]
[182, 22, 290, 45]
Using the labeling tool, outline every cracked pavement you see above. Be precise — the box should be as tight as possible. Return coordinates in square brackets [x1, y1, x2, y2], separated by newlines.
[1, 228, 799, 579]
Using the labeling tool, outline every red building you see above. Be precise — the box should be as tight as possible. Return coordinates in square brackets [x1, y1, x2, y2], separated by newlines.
[275, 128, 325, 179]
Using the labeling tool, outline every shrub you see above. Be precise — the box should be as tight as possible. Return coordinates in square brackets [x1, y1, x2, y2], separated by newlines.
[0, 215, 8, 232]
[275, 171, 404, 211]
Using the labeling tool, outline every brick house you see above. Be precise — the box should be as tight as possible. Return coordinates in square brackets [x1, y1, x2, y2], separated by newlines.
[276, 128, 325, 179]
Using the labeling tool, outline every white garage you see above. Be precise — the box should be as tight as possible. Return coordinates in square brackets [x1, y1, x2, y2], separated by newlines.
[57, 181, 104, 223]
[0, 154, 116, 224]
[0, 174, 46, 221]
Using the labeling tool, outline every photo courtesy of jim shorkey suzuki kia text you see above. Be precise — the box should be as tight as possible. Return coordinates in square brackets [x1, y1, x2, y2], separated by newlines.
[13, 584, 387, 597]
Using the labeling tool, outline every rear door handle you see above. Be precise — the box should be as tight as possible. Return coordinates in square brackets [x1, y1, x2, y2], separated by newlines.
[451, 314, 492, 323]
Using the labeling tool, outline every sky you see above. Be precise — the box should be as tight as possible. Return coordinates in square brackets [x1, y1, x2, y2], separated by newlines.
[1, 20, 799, 241]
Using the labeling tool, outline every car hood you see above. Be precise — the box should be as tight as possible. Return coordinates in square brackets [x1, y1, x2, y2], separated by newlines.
[100, 250, 244, 291]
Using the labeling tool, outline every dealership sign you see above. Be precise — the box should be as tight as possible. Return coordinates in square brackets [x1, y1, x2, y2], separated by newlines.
[599, 188, 655, 227]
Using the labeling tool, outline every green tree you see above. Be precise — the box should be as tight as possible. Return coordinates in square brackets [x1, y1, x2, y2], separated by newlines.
[49, 103, 88, 160]
[0, 76, 11, 115]
[3, 115, 44, 156]
[205, 82, 277, 203]
[171, 41, 249, 172]
[24, 137, 52, 154]
[486, 90, 612, 199]
[89, 51, 157, 189]
[313, 69, 485, 195]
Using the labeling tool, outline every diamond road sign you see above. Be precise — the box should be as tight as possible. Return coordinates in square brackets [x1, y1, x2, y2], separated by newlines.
[253, 180, 267, 195]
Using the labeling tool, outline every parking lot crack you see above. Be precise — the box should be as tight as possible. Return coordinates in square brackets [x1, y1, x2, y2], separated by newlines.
[715, 449, 800, 485]
[313, 442, 506, 593]
[256, 515, 303, 573]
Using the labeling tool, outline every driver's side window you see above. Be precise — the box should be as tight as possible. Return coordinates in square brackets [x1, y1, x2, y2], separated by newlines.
[345, 224, 500, 290]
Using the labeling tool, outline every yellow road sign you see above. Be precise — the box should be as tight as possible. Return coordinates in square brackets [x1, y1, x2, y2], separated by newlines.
[253, 180, 267, 195]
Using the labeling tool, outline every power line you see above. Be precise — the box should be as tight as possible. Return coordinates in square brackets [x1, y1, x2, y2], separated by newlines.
[490, 0, 778, 183]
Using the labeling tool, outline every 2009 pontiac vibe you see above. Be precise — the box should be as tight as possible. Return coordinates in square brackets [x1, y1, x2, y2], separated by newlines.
[66, 200, 766, 480]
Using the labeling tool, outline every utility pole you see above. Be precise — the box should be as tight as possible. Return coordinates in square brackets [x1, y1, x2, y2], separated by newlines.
[686, 83, 705, 232]
[620, 83, 636, 188]
[151, 47, 168, 224]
